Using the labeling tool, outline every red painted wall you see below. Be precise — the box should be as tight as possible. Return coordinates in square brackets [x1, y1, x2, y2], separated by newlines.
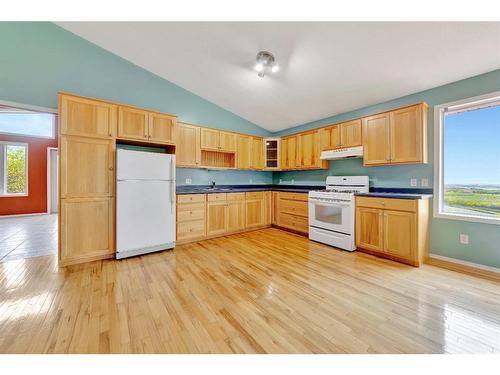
[0, 124, 58, 216]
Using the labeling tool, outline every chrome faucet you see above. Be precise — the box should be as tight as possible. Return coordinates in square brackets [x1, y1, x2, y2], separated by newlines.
[210, 181, 216, 189]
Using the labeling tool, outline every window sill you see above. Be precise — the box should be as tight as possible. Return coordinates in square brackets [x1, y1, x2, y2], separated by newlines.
[434, 211, 500, 226]
[0, 193, 28, 198]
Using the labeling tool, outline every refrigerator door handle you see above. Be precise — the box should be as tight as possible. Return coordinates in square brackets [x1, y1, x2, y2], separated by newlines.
[170, 180, 175, 213]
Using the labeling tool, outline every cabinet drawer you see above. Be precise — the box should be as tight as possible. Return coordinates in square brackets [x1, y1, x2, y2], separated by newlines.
[278, 192, 308, 202]
[177, 205, 205, 222]
[177, 220, 206, 241]
[227, 192, 245, 201]
[279, 199, 308, 217]
[207, 193, 227, 202]
[178, 194, 206, 204]
[355, 196, 417, 212]
[278, 212, 309, 233]
[246, 191, 265, 200]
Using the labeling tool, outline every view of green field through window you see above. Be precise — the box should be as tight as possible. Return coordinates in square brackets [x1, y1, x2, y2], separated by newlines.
[444, 105, 500, 218]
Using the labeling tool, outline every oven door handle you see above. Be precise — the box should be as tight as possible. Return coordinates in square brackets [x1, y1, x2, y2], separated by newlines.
[309, 200, 351, 207]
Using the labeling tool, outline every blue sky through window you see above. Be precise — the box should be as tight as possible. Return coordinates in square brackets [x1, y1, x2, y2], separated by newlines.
[0, 112, 55, 138]
[444, 105, 500, 186]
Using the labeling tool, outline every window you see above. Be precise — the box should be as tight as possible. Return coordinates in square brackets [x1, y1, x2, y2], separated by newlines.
[434, 92, 500, 225]
[0, 142, 28, 196]
[0, 108, 55, 138]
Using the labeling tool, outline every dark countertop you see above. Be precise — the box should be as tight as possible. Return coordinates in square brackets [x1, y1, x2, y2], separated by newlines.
[176, 184, 324, 195]
[355, 188, 433, 200]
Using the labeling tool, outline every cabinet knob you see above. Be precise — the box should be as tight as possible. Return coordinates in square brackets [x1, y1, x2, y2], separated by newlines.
[381, 201, 385, 205]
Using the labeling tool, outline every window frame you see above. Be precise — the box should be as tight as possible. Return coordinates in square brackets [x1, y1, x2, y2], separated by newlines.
[0, 99, 57, 139]
[433, 90, 500, 226]
[1, 141, 29, 197]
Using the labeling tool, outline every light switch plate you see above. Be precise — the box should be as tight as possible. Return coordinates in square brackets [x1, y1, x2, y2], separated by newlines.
[185, 178, 192, 184]
[410, 178, 418, 187]
[421, 178, 429, 187]
[460, 234, 469, 245]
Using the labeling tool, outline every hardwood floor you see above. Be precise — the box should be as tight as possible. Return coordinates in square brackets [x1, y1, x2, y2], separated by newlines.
[1, 228, 500, 354]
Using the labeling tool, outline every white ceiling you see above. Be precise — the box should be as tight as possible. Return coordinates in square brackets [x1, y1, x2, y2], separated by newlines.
[56, 22, 500, 132]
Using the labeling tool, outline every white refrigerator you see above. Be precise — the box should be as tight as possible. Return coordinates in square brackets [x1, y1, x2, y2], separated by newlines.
[116, 149, 176, 259]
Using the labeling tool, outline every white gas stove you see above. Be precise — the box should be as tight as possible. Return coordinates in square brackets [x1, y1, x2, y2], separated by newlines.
[308, 176, 369, 251]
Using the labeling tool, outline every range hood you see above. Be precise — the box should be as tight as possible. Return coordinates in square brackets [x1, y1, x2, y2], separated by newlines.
[320, 146, 364, 160]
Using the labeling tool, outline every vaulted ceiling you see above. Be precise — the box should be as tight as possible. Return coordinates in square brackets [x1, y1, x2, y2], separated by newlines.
[57, 22, 500, 132]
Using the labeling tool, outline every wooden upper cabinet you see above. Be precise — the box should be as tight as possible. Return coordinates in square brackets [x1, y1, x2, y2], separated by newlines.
[149, 112, 176, 144]
[219, 131, 236, 152]
[280, 138, 288, 169]
[286, 136, 298, 169]
[237, 135, 252, 169]
[355, 207, 384, 252]
[176, 123, 201, 167]
[298, 131, 318, 168]
[200, 128, 219, 150]
[60, 136, 115, 198]
[117, 106, 149, 141]
[252, 137, 264, 169]
[362, 112, 390, 166]
[321, 125, 341, 151]
[59, 94, 117, 139]
[340, 119, 362, 148]
[390, 104, 427, 164]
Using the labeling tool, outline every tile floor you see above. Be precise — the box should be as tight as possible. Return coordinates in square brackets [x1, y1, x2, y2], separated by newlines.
[0, 214, 57, 262]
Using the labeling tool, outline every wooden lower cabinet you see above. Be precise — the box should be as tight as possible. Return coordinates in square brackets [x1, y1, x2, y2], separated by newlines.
[355, 196, 429, 266]
[245, 192, 266, 228]
[207, 201, 228, 236]
[59, 197, 115, 266]
[177, 194, 206, 243]
[272, 192, 309, 235]
[227, 200, 245, 232]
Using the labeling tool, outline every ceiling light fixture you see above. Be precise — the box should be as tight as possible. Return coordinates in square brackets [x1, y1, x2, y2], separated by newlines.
[254, 51, 278, 78]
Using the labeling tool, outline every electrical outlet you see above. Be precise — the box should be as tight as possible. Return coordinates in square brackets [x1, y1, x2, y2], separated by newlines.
[185, 178, 192, 184]
[460, 234, 469, 245]
[249, 178, 253, 184]
[279, 179, 283, 184]
[410, 178, 418, 187]
[421, 178, 429, 187]
[291, 179, 295, 185]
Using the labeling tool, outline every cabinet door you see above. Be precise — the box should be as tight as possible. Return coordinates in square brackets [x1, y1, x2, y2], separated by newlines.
[227, 200, 245, 232]
[252, 137, 264, 169]
[59, 95, 117, 139]
[176, 123, 201, 167]
[264, 191, 272, 225]
[237, 135, 252, 169]
[355, 207, 384, 252]
[340, 119, 362, 148]
[60, 136, 114, 198]
[280, 138, 288, 170]
[201, 128, 220, 151]
[149, 112, 176, 144]
[245, 199, 265, 228]
[271, 192, 280, 225]
[117, 106, 149, 141]
[60, 197, 114, 264]
[362, 113, 390, 166]
[390, 105, 424, 164]
[219, 131, 236, 152]
[207, 201, 227, 236]
[383, 210, 415, 260]
[321, 125, 341, 150]
[287, 136, 297, 169]
[298, 132, 316, 168]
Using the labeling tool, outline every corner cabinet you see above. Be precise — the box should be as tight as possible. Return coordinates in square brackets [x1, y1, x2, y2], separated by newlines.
[237, 135, 264, 170]
[362, 103, 427, 166]
[355, 196, 429, 266]
[280, 130, 327, 170]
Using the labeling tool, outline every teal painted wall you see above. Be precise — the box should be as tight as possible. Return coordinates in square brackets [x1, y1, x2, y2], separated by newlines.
[0, 22, 272, 186]
[273, 69, 500, 268]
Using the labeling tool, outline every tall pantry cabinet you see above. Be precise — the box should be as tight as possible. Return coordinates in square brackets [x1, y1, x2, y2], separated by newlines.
[58, 94, 117, 266]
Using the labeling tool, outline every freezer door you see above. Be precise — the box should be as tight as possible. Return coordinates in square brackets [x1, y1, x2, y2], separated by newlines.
[117, 149, 175, 181]
[117, 180, 176, 254]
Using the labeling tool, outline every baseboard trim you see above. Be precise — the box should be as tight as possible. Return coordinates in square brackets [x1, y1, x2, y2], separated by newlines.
[0, 212, 49, 219]
[426, 254, 500, 282]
